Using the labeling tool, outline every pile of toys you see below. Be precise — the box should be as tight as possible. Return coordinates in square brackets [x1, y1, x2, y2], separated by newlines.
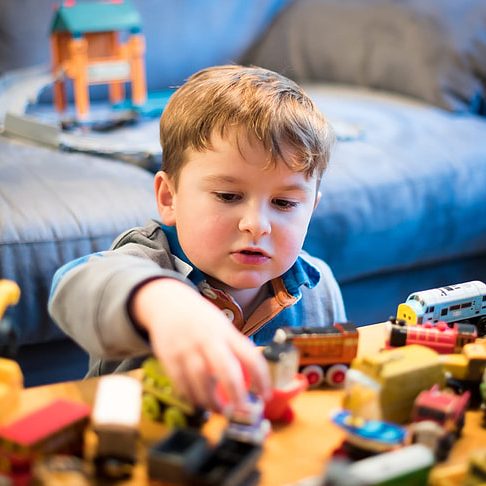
[319, 280, 486, 486]
[0, 307, 311, 485]
[0, 280, 485, 485]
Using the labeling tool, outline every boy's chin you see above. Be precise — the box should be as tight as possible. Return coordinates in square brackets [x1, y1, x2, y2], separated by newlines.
[210, 273, 272, 291]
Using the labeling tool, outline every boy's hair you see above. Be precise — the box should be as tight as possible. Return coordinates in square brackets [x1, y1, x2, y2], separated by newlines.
[159, 65, 334, 186]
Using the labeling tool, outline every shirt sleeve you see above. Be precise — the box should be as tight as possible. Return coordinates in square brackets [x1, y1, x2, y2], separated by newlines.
[48, 224, 191, 359]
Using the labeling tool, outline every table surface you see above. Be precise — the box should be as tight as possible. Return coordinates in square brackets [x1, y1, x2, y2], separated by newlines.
[7, 323, 486, 485]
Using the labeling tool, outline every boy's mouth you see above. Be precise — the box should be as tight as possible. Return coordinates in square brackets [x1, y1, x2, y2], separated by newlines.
[237, 248, 269, 257]
[231, 248, 270, 265]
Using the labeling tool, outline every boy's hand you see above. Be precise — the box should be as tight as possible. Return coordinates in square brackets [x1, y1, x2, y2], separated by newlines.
[131, 278, 271, 411]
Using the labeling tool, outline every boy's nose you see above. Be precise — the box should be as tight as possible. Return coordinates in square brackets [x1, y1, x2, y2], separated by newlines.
[238, 207, 271, 237]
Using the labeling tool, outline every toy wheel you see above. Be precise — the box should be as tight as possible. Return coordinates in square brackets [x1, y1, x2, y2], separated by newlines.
[437, 433, 454, 462]
[164, 406, 188, 428]
[302, 365, 324, 387]
[326, 364, 348, 387]
[476, 317, 486, 337]
[142, 393, 161, 421]
[456, 414, 465, 436]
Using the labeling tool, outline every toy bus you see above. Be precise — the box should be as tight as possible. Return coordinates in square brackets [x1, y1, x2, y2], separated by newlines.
[278, 322, 359, 387]
[386, 318, 477, 354]
[0, 399, 90, 482]
[91, 374, 142, 479]
[396, 280, 486, 336]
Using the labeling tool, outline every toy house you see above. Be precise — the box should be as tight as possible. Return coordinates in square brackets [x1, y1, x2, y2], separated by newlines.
[50, 0, 147, 120]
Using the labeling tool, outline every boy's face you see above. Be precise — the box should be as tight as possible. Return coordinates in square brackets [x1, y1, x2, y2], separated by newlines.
[156, 131, 320, 291]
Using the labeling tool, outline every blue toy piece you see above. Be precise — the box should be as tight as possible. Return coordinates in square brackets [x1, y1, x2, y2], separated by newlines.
[331, 409, 407, 454]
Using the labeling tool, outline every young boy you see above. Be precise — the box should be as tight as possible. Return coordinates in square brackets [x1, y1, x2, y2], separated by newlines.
[49, 65, 346, 411]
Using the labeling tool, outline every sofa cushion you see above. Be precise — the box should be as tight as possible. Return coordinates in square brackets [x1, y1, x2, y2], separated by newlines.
[303, 85, 486, 281]
[244, 0, 486, 113]
[0, 136, 157, 346]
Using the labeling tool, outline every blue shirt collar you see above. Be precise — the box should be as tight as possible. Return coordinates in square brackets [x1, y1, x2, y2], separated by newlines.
[161, 223, 321, 296]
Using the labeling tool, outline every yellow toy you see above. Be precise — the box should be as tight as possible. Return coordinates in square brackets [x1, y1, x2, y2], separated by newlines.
[345, 344, 444, 424]
[439, 338, 486, 384]
[0, 280, 23, 423]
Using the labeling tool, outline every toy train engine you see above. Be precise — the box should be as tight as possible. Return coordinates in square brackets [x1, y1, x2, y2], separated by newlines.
[386, 319, 477, 354]
[279, 322, 359, 388]
[409, 385, 470, 461]
[396, 280, 486, 336]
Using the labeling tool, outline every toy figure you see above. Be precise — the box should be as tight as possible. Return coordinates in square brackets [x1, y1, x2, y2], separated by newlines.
[224, 392, 271, 445]
[262, 330, 307, 423]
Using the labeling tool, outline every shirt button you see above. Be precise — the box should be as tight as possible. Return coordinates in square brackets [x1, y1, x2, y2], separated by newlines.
[223, 309, 235, 321]
[201, 286, 217, 300]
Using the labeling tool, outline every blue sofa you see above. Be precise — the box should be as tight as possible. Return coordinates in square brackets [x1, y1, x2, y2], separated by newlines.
[1, 0, 485, 386]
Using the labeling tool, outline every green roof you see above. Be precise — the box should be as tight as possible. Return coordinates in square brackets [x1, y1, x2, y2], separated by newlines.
[50, 0, 142, 35]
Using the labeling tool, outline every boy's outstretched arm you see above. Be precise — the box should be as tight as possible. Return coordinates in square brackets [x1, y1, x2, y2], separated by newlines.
[131, 278, 271, 411]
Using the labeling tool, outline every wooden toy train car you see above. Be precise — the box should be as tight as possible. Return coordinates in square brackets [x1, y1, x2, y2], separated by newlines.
[277, 322, 359, 387]
[91, 374, 142, 479]
[396, 280, 486, 336]
[0, 399, 90, 482]
[386, 319, 477, 354]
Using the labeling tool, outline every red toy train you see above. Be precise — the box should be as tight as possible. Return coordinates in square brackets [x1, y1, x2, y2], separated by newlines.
[386, 318, 477, 354]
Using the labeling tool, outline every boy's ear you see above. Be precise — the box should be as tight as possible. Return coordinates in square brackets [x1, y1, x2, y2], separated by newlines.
[154, 171, 176, 226]
[313, 190, 322, 210]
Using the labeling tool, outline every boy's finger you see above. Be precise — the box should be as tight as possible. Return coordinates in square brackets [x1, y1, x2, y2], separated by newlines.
[179, 352, 220, 410]
[230, 334, 271, 401]
[205, 342, 247, 409]
[158, 353, 194, 405]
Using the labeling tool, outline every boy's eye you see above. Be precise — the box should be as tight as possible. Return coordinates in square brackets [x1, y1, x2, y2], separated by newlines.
[272, 199, 298, 210]
[214, 192, 241, 203]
